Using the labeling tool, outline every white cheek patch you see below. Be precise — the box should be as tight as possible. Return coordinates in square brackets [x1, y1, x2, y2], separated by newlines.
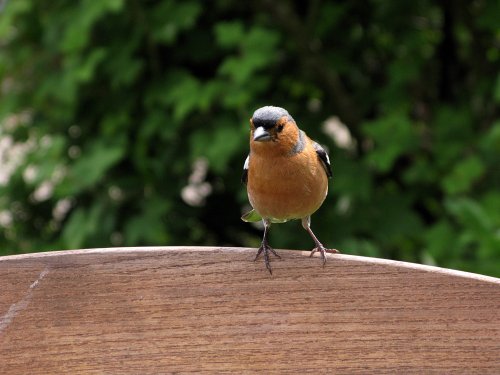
[243, 155, 249, 170]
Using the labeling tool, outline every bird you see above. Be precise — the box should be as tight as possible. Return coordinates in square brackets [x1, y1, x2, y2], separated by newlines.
[241, 106, 339, 274]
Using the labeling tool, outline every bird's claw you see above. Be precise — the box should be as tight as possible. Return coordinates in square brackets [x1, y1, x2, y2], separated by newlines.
[310, 246, 340, 265]
[255, 244, 281, 274]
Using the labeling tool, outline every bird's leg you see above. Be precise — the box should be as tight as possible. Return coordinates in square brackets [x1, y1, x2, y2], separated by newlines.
[301, 216, 339, 265]
[254, 219, 281, 274]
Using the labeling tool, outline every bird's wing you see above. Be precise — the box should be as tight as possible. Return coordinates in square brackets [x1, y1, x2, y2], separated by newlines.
[313, 142, 333, 178]
[241, 154, 249, 184]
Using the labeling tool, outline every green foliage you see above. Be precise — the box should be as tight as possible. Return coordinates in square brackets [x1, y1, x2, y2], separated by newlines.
[364, 111, 418, 172]
[0, 1, 499, 277]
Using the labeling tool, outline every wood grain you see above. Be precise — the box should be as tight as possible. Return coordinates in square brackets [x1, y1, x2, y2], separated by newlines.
[0, 247, 499, 374]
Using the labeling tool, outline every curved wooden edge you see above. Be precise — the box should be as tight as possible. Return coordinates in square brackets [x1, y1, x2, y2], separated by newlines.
[1, 246, 499, 284]
[1, 247, 499, 373]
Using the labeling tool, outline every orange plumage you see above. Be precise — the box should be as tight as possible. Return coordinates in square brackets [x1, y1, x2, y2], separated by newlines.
[247, 129, 328, 220]
[242, 106, 338, 274]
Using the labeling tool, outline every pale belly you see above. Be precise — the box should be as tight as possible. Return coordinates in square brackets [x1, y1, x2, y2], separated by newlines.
[247, 153, 329, 220]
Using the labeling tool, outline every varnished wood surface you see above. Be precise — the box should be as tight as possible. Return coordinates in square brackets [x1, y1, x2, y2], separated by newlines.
[1, 247, 499, 374]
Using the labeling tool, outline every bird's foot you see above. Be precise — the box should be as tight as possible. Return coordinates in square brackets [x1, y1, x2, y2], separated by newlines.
[310, 245, 340, 265]
[254, 244, 281, 274]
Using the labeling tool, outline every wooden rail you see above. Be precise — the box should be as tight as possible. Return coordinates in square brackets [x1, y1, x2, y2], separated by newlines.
[1, 247, 499, 373]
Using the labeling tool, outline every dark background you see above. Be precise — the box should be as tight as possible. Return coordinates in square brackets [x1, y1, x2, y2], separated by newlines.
[0, 0, 499, 276]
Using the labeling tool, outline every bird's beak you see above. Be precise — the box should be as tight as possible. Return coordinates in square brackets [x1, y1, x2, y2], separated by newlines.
[253, 126, 271, 142]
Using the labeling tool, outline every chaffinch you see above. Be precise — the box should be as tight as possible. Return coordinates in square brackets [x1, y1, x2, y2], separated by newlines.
[242, 106, 339, 274]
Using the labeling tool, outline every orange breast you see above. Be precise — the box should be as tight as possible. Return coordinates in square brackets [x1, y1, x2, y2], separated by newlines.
[247, 146, 328, 220]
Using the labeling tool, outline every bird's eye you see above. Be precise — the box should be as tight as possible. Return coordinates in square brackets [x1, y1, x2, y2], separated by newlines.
[277, 124, 284, 132]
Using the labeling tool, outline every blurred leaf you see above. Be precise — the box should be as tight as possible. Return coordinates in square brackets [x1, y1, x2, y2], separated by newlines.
[217, 26, 280, 84]
[190, 119, 245, 173]
[425, 220, 457, 262]
[444, 196, 500, 266]
[62, 201, 108, 249]
[0, 0, 32, 36]
[363, 111, 417, 172]
[214, 21, 245, 48]
[442, 155, 485, 195]
[445, 197, 492, 233]
[60, 0, 124, 53]
[162, 72, 204, 120]
[481, 191, 500, 226]
[64, 48, 107, 83]
[494, 74, 500, 103]
[151, 1, 202, 44]
[480, 121, 500, 153]
[241, 209, 262, 223]
[57, 140, 125, 196]
[62, 208, 88, 249]
[125, 198, 170, 245]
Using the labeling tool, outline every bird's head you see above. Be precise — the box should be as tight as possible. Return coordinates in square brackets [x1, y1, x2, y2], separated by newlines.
[249, 106, 299, 153]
